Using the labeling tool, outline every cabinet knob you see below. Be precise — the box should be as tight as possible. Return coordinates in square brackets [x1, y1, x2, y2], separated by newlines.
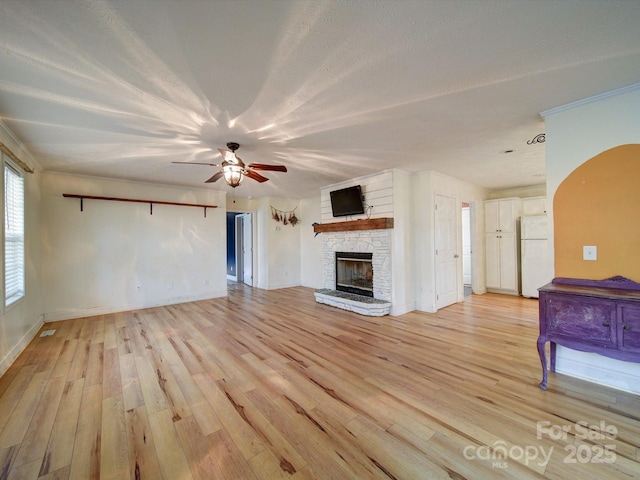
[624, 325, 631, 330]
[602, 322, 610, 327]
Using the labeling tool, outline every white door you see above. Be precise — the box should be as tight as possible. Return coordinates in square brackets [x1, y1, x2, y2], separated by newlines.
[485, 234, 501, 289]
[435, 194, 458, 309]
[241, 213, 253, 286]
[499, 233, 518, 291]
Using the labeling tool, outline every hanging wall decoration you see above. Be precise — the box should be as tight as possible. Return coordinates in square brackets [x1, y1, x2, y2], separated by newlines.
[271, 205, 300, 226]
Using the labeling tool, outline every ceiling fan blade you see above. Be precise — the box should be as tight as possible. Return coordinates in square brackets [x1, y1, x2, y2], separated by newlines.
[247, 163, 287, 172]
[172, 161, 219, 166]
[205, 171, 225, 183]
[244, 170, 269, 183]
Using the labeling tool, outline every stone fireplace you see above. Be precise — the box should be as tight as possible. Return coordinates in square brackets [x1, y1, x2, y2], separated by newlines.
[314, 225, 392, 316]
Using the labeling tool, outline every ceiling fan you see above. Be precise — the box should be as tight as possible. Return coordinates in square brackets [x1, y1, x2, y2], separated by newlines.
[172, 142, 287, 188]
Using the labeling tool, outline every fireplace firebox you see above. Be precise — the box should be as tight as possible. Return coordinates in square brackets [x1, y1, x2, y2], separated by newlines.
[335, 252, 374, 297]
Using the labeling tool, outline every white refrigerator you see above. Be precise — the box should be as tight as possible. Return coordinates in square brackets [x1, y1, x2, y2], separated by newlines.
[520, 215, 550, 298]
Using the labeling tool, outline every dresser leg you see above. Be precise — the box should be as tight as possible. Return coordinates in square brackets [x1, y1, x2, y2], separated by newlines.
[537, 337, 548, 390]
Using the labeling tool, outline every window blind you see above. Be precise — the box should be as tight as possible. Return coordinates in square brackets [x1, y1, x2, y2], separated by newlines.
[5, 163, 25, 305]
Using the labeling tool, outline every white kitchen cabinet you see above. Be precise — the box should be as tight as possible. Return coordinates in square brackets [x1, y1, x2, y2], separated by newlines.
[485, 198, 521, 233]
[485, 198, 521, 294]
[522, 196, 547, 215]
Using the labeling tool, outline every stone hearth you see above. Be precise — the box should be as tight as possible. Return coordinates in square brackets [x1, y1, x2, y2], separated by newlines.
[314, 289, 391, 316]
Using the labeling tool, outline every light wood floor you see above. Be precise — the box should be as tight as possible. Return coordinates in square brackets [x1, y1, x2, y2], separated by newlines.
[1, 285, 639, 479]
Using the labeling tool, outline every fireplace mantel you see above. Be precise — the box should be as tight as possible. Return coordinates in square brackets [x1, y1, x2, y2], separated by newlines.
[313, 217, 394, 233]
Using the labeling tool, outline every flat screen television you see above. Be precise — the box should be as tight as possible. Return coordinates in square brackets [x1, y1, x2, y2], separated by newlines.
[330, 185, 365, 217]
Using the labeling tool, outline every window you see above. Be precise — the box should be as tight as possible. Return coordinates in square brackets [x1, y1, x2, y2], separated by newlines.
[4, 162, 25, 306]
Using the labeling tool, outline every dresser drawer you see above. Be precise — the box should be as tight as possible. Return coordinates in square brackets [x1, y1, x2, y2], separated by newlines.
[619, 304, 640, 354]
[545, 294, 616, 348]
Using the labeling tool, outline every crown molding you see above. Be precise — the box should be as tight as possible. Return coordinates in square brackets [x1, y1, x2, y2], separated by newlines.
[541, 82, 640, 117]
[0, 119, 42, 171]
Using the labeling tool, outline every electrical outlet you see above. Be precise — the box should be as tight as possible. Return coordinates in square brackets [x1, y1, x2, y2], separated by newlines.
[583, 246, 597, 261]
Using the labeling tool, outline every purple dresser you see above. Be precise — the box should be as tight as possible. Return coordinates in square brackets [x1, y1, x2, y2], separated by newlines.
[537, 276, 640, 389]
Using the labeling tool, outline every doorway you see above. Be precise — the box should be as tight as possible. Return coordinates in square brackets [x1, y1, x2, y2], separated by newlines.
[461, 202, 472, 296]
[226, 212, 254, 286]
[235, 213, 253, 286]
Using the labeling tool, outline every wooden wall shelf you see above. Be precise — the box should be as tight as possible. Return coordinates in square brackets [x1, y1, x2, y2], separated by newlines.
[63, 194, 217, 217]
[313, 217, 394, 233]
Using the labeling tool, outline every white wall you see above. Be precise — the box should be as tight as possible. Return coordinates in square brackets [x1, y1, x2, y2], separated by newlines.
[299, 195, 323, 289]
[41, 173, 227, 321]
[256, 197, 301, 290]
[320, 170, 394, 222]
[543, 83, 640, 394]
[391, 170, 414, 315]
[413, 171, 487, 313]
[0, 124, 43, 376]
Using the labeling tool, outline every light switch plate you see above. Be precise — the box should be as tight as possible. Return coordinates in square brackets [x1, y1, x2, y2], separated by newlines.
[583, 245, 597, 261]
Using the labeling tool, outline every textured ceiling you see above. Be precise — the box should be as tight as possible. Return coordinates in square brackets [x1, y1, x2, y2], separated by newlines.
[1, 0, 640, 199]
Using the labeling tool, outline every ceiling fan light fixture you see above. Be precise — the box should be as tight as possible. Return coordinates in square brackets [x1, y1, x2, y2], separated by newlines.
[223, 164, 244, 187]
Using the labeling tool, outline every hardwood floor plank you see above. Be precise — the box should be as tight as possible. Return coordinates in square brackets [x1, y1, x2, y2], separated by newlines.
[168, 360, 223, 435]
[68, 384, 102, 480]
[147, 409, 193, 480]
[0, 371, 50, 451]
[0, 365, 37, 434]
[102, 348, 121, 400]
[173, 415, 225, 480]
[103, 315, 118, 351]
[37, 464, 70, 480]
[5, 458, 40, 480]
[124, 406, 162, 480]
[219, 381, 307, 474]
[84, 342, 104, 388]
[100, 394, 130, 480]
[344, 414, 455, 479]
[248, 450, 293, 480]
[133, 354, 169, 416]
[207, 428, 259, 480]
[0, 445, 19, 480]
[192, 373, 266, 460]
[119, 353, 144, 412]
[66, 334, 90, 383]
[38, 378, 84, 477]
[0, 286, 638, 479]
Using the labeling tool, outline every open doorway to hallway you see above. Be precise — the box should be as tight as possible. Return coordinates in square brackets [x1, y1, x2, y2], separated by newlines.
[226, 212, 254, 286]
[462, 201, 472, 297]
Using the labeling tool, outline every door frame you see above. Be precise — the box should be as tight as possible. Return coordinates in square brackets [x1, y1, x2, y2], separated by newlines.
[461, 201, 473, 294]
[229, 211, 255, 287]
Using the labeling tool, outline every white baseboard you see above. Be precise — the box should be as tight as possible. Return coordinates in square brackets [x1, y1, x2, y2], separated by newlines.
[264, 282, 300, 290]
[390, 301, 415, 316]
[414, 301, 437, 313]
[0, 314, 44, 377]
[43, 290, 228, 322]
[556, 346, 640, 395]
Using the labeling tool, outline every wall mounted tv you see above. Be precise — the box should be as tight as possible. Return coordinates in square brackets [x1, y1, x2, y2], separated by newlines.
[330, 185, 365, 217]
